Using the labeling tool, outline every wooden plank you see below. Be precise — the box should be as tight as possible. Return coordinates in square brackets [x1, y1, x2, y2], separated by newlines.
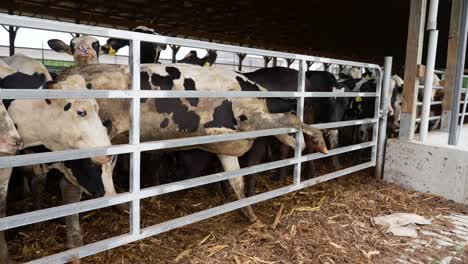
[399, 0, 427, 140]
[441, 0, 463, 132]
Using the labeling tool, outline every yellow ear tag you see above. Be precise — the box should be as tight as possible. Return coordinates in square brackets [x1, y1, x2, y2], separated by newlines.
[108, 46, 117, 56]
[355, 96, 363, 102]
[203, 61, 211, 67]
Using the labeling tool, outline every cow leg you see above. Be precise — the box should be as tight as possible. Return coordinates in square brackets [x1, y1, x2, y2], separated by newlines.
[217, 154, 257, 223]
[0, 167, 12, 264]
[324, 129, 342, 169]
[274, 144, 291, 181]
[31, 164, 49, 211]
[239, 112, 327, 154]
[59, 177, 83, 263]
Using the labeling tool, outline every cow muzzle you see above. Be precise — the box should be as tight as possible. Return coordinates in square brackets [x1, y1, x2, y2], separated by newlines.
[92, 155, 112, 165]
[0, 136, 23, 154]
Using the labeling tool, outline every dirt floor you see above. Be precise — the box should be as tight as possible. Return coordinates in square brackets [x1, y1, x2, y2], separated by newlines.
[6, 166, 468, 264]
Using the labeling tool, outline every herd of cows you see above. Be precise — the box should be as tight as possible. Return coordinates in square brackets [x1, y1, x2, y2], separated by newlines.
[0, 27, 433, 263]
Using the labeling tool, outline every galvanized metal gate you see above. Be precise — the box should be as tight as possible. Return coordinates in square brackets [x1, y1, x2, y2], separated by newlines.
[0, 14, 392, 263]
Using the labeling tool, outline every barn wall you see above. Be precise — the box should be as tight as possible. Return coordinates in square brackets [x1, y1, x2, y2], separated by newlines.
[384, 137, 468, 204]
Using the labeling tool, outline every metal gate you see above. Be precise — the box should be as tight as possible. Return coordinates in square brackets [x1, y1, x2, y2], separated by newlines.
[0, 14, 392, 263]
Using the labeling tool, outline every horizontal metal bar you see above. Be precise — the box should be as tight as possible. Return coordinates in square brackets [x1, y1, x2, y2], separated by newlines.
[0, 192, 133, 232]
[312, 118, 377, 129]
[415, 113, 467, 123]
[28, 161, 373, 263]
[0, 14, 380, 69]
[415, 116, 441, 122]
[0, 141, 373, 231]
[301, 141, 374, 163]
[418, 85, 445, 90]
[0, 89, 377, 99]
[416, 101, 443, 106]
[0, 128, 296, 168]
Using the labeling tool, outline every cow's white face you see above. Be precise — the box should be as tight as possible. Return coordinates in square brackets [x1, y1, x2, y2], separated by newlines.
[8, 75, 111, 164]
[0, 102, 23, 154]
[48, 36, 102, 65]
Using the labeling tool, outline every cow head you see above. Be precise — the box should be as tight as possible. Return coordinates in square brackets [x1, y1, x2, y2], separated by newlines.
[8, 75, 111, 164]
[339, 66, 362, 80]
[0, 102, 23, 155]
[101, 26, 167, 63]
[178, 50, 217, 66]
[48, 36, 103, 65]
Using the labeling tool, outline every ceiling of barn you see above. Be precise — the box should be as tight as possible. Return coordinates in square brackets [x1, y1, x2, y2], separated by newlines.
[0, 0, 457, 67]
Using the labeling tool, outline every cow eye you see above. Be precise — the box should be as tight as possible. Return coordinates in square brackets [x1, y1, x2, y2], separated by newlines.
[77, 110, 87, 117]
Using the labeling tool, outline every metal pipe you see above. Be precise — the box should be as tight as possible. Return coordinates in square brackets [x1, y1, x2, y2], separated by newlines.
[129, 39, 141, 235]
[457, 86, 468, 137]
[293, 60, 306, 185]
[426, 0, 439, 30]
[375, 57, 392, 179]
[420, 30, 439, 141]
[449, 0, 468, 145]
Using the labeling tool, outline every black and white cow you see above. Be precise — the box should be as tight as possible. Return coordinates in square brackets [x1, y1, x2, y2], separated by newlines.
[178, 50, 218, 66]
[154, 67, 347, 197]
[57, 63, 328, 224]
[101, 26, 167, 64]
[0, 57, 113, 263]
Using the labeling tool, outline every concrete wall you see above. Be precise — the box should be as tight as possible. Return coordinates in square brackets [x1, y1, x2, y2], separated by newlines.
[384, 138, 468, 204]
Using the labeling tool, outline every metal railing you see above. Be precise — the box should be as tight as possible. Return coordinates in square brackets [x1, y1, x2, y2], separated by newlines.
[0, 14, 388, 263]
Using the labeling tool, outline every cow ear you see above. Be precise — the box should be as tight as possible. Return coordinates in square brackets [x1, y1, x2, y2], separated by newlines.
[48, 39, 72, 55]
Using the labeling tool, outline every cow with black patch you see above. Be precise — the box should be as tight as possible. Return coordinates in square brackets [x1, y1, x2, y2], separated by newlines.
[48, 36, 104, 66]
[178, 50, 218, 67]
[58, 63, 328, 223]
[0, 58, 114, 263]
[101, 26, 167, 64]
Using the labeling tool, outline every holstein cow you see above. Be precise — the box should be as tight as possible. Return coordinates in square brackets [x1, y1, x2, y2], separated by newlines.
[0, 58, 113, 263]
[160, 67, 345, 196]
[178, 50, 218, 66]
[57, 63, 328, 223]
[101, 26, 167, 63]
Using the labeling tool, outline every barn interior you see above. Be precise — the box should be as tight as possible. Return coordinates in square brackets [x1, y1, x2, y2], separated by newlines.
[0, 0, 461, 68]
[1, 1, 468, 263]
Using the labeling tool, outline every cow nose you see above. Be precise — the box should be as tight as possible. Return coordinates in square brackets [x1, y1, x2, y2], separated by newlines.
[15, 139, 24, 150]
[92, 155, 112, 165]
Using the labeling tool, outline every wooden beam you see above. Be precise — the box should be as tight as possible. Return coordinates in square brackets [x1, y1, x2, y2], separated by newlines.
[399, 0, 427, 140]
[441, 0, 464, 131]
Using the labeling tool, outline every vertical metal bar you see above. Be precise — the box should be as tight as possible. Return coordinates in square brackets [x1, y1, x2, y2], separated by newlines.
[419, 30, 439, 141]
[375, 57, 392, 179]
[449, 0, 468, 145]
[293, 60, 306, 185]
[129, 39, 141, 235]
[420, 0, 439, 141]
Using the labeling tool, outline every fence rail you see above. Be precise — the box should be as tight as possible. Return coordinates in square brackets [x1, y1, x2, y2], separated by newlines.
[0, 13, 388, 264]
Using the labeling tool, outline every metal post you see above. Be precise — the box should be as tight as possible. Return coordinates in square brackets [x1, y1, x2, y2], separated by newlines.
[293, 60, 306, 185]
[263, 56, 272, 68]
[449, 0, 468, 145]
[375, 57, 392, 179]
[237, 53, 246, 71]
[272, 57, 278, 67]
[129, 39, 141, 235]
[170, 45, 180, 63]
[420, 0, 439, 142]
